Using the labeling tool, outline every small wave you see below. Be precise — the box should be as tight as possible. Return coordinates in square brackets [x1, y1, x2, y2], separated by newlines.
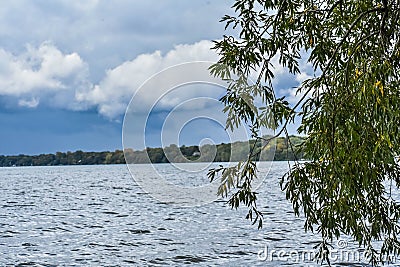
[172, 255, 208, 263]
[128, 229, 151, 234]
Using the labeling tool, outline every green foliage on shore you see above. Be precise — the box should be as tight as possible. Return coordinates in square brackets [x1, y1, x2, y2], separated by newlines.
[0, 135, 305, 167]
[0, 150, 126, 167]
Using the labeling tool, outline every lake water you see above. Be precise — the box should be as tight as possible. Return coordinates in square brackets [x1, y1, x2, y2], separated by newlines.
[0, 162, 394, 266]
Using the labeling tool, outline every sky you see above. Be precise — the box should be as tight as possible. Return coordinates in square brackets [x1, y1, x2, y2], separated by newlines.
[0, 0, 312, 155]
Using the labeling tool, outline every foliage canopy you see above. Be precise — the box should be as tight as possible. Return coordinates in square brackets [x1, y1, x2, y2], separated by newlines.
[208, 0, 400, 265]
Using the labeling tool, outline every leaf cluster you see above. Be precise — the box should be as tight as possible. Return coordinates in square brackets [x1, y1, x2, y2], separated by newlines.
[209, 0, 400, 265]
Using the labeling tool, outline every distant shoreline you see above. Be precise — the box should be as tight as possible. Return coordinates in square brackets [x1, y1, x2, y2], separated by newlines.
[0, 136, 305, 167]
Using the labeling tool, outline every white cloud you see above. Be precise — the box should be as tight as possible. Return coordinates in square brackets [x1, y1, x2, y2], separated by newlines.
[28, 43, 85, 79]
[0, 1, 231, 82]
[0, 42, 90, 110]
[78, 40, 220, 118]
[0, 38, 318, 123]
[0, 40, 221, 118]
[18, 97, 39, 108]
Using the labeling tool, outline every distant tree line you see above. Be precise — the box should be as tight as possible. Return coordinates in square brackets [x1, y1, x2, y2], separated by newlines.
[0, 136, 305, 167]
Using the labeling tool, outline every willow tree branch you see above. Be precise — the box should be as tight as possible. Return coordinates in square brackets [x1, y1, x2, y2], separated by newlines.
[322, 7, 385, 77]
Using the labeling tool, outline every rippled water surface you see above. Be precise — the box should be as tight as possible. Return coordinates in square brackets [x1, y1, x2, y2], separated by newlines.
[0, 163, 392, 266]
